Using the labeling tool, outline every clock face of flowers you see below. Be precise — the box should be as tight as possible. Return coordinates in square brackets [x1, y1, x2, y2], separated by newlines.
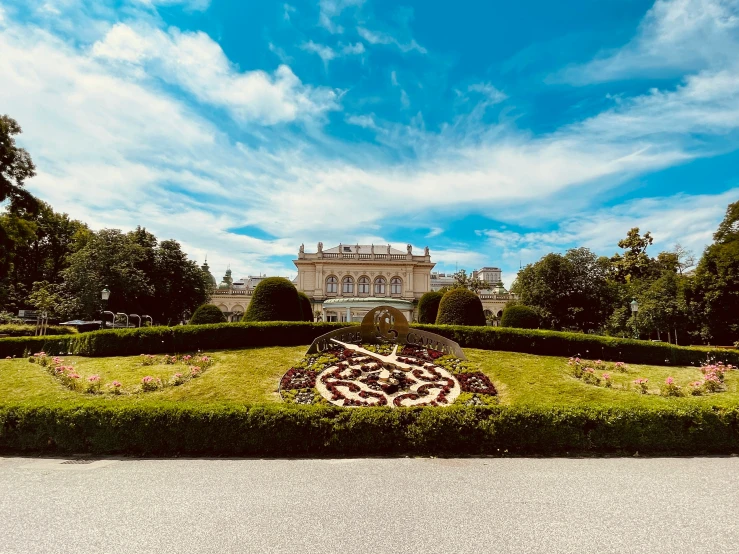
[280, 343, 497, 408]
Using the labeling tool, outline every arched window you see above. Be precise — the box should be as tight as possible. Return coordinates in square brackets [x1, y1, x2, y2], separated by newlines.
[342, 276, 354, 294]
[484, 310, 493, 319]
[374, 277, 386, 295]
[390, 277, 402, 295]
[326, 275, 338, 293]
[358, 276, 370, 294]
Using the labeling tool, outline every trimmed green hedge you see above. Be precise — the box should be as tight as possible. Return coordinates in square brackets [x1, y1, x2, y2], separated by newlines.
[1, 403, 737, 456]
[0, 324, 77, 337]
[0, 322, 354, 358]
[412, 324, 739, 366]
[0, 321, 737, 367]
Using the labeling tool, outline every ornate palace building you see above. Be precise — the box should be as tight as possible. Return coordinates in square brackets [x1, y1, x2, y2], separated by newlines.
[207, 243, 517, 323]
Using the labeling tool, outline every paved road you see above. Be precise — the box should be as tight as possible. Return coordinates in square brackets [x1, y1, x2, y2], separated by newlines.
[1, 456, 738, 553]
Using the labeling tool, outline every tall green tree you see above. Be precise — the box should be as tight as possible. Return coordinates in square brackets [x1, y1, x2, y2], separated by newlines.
[0, 115, 37, 213]
[511, 248, 612, 332]
[691, 201, 739, 344]
[610, 228, 656, 282]
[60, 229, 153, 319]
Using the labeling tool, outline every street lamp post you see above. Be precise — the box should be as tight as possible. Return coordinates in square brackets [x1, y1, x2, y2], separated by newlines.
[630, 299, 639, 339]
[100, 287, 111, 330]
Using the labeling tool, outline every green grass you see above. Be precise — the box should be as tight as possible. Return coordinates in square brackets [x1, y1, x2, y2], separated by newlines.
[1, 346, 737, 408]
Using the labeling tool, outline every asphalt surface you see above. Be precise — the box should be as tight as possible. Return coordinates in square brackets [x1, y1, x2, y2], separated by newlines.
[1, 455, 738, 553]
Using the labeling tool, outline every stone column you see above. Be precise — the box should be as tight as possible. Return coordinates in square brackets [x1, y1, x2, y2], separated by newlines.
[346, 306, 351, 323]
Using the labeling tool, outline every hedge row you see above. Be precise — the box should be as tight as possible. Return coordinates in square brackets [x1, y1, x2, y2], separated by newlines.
[1, 403, 737, 456]
[412, 324, 739, 367]
[0, 321, 736, 367]
[0, 324, 77, 337]
[0, 322, 352, 358]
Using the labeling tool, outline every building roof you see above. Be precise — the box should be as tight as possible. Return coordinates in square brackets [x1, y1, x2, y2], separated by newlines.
[324, 244, 406, 255]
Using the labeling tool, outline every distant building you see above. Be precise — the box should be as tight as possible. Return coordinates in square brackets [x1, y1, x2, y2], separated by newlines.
[207, 243, 517, 323]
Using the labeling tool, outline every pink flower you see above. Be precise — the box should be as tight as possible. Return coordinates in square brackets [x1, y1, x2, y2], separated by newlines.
[174, 373, 182, 378]
[112, 380, 122, 387]
[142, 376, 154, 383]
[88, 375, 100, 382]
[602, 373, 611, 380]
[665, 377, 674, 385]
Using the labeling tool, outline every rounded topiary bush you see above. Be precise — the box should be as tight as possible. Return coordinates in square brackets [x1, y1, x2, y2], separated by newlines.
[417, 291, 444, 324]
[242, 277, 302, 322]
[435, 288, 486, 326]
[189, 304, 227, 325]
[500, 304, 540, 329]
[297, 291, 314, 322]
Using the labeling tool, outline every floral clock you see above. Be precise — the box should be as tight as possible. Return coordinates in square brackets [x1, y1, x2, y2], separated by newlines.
[280, 339, 497, 408]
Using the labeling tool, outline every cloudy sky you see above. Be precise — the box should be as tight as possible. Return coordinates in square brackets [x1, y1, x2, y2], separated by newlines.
[1, 0, 738, 286]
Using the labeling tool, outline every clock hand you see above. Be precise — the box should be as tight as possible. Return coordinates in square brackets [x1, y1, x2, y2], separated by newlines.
[330, 339, 412, 372]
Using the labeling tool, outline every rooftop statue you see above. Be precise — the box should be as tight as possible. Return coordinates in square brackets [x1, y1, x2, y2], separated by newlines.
[407, 244, 412, 254]
[299, 243, 304, 254]
[317, 242, 323, 253]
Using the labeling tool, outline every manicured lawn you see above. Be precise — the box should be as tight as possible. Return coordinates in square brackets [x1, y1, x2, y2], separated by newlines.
[1, 346, 737, 408]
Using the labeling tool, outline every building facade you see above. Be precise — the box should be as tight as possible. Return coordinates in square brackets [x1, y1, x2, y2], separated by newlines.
[208, 243, 517, 323]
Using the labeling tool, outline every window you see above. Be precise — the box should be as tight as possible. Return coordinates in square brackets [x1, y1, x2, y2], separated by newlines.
[390, 277, 402, 295]
[342, 276, 354, 294]
[343, 246, 352, 252]
[358, 276, 370, 294]
[374, 277, 386, 295]
[326, 314, 338, 322]
[326, 276, 338, 293]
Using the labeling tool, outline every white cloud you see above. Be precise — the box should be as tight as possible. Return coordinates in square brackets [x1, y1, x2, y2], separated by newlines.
[345, 114, 377, 129]
[357, 26, 427, 54]
[93, 23, 340, 124]
[133, 0, 211, 11]
[301, 40, 365, 66]
[302, 40, 337, 63]
[426, 227, 443, 238]
[342, 42, 365, 55]
[477, 188, 739, 264]
[318, 0, 364, 34]
[561, 0, 739, 83]
[468, 83, 507, 104]
[283, 3, 296, 21]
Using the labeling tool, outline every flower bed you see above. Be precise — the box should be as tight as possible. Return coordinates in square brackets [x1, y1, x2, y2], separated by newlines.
[567, 357, 736, 397]
[280, 343, 497, 408]
[27, 351, 215, 395]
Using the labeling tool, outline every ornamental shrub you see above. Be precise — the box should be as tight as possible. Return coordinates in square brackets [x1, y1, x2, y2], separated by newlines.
[417, 291, 443, 324]
[243, 277, 302, 322]
[297, 291, 314, 322]
[500, 305, 540, 329]
[189, 304, 227, 325]
[435, 289, 486, 326]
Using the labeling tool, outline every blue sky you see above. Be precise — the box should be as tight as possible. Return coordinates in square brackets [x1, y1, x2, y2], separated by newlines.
[1, 0, 738, 286]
